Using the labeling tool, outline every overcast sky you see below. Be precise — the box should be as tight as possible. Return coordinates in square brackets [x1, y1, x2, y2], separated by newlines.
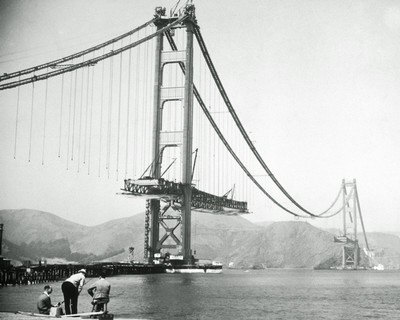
[0, 0, 399, 232]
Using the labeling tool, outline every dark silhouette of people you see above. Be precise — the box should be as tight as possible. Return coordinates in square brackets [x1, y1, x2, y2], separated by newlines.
[37, 285, 58, 314]
[87, 271, 111, 312]
[61, 269, 86, 314]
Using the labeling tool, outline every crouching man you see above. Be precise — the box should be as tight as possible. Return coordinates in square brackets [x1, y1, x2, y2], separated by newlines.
[37, 285, 60, 315]
[87, 271, 111, 312]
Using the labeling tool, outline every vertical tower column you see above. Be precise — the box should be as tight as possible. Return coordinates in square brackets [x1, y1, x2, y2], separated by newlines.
[353, 178, 358, 268]
[147, 24, 164, 262]
[181, 21, 194, 263]
[341, 179, 346, 268]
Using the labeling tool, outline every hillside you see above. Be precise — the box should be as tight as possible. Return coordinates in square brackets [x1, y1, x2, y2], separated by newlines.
[1, 209, 399, 268]
[359, 232, 400, 269]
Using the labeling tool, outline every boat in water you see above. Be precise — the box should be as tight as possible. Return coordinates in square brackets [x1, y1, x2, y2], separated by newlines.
[158, 254, 223, 274]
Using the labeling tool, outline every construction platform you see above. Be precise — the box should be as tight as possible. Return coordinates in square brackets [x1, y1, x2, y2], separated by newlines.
[122, 177, 248, 215]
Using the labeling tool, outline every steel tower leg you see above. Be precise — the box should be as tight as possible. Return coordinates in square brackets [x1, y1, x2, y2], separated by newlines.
[147, 25, 164, 262]
[341, 179, 346, 268]
[353, 178, 358, 269]
[181, 22, 194, 263]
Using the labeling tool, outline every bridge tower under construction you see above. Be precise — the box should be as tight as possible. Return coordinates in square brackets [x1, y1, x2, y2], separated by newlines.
[122, 6, 247, 265]
[147, 6, 195, 264]
[334, 179, 370, 269]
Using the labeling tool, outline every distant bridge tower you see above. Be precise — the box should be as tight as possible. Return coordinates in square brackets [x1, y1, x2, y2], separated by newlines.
[334, 179, 370, 269]
[146, 5, 196, 264]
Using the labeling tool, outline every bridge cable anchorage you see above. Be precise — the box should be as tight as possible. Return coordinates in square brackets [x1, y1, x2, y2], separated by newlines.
[0, 18, 157, 82]
[165, 31, 305, 218]
[0, 15, 189, 91]
[193, 25, 341, 218]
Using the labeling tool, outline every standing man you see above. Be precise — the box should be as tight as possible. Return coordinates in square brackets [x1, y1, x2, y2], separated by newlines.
[37, 285, 58, 314]
[87, 271, 111, 312]
[61, 269, 86, 315]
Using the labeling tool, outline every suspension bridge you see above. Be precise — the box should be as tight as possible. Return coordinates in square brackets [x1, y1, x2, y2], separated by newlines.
[0, 4, 371, 269]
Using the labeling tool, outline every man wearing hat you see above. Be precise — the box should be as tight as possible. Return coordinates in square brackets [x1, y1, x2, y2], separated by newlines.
[61, 269, 87, 315]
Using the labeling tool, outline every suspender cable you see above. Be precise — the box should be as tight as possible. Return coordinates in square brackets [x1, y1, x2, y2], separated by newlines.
[41, 75, 49, 165]
[28, 82, 35, 162]
[71, 70, 78, 160]
[107, 46, 115, 178]
[58, 74, 64, 158]
[354, 184, 370, 251]
[116, 41, 123, 180]
[83, 63, 90, 164]
[133, 35, 141, 177]
[0, 16, 189, 91]
[194, 26, 341, 217]
[142, 33, 149, 172]
[77, 62, 85, 172]
[316, 188, 354, 219]
[98, 48, 106, 177]
[166, 31, 308, 218]
[13, 76, 21, 159]
[125, 35, 133, 178]
[88, 54, 95, 175]
[67, 71, 73, 170]
[0, 18, 157, 82]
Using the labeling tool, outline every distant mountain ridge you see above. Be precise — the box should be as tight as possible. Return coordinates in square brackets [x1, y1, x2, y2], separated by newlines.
[1, 209, 399, 269]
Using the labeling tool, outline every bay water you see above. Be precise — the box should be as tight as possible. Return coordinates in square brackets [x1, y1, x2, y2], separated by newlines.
[0, 269, 399, 319]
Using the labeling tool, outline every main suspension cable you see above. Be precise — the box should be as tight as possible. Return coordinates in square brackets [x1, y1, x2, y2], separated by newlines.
[0, 16, 188, 91]
[0, 18, 157, 82]
[165, 31, 307, 218]
[194, 25, 338, 217]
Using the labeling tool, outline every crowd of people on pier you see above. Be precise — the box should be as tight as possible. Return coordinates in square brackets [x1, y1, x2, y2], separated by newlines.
[37, 269, 111, 315]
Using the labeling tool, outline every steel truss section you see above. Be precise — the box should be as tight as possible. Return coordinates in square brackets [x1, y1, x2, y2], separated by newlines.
[123, 178, 248, 214]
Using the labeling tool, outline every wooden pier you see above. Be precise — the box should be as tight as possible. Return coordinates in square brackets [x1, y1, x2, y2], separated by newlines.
[0, 262, 165, 286]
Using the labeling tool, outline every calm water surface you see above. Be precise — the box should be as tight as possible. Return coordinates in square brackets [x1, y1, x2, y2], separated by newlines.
[0, 269, 399, 319]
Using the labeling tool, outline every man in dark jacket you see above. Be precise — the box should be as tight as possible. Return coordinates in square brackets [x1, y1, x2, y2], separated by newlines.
[87, 271, 111, 312]
[37, 285, 56, 314]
